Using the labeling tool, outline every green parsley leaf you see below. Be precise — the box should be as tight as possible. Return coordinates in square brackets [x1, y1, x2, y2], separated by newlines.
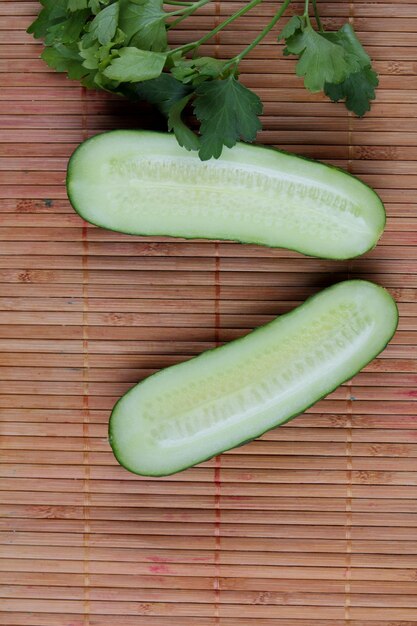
[41, 43, 91, 80]
[170, 61, 195, 84]
[119, 0, 167, 52]
[101, 27, 125, 55]
[90, 72, 106, 88]
[27, 0, 67, 40]
[103, 47, 166, 82]
[281, 17, 378, 114]
[172, 57, 227, 86]
[88, 1, 119, 45]
[325, 67, 379, 116]
[193, 76, 262, 160]
[68, 0, 88, 11]
[284, 25, 350, 92]
[167, 95, 200, 151]
[322, 23, 378, 115]
[323, 23, 370, 70]
[79, 28, 125, 70]
[89, 2, 119, 46]
[277, 15, 303, 42]
[194, 57, 226, 79]
[92, 69, 122, 91]
[88, 0, 110, 14]
[79, 41, 101, 69]
[45, 9, 90, 45]
[126, 73, 192, 115]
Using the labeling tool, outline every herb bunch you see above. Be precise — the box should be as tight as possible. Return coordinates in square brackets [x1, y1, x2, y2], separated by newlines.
[28, 0, 378, 160]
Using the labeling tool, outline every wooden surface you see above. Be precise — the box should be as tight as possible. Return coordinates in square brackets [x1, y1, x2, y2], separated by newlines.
[1, 1, 417, 624]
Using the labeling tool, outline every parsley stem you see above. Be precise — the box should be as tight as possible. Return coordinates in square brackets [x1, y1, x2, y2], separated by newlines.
[303, 0, 312, 26]
[311, 0, 323, 30]
[165, 0, 195, 4]
[170, 0, 262, 55]
[168, 0, 212, 28]
[193, 0, 263, 48]
[224, 0, 291, 68]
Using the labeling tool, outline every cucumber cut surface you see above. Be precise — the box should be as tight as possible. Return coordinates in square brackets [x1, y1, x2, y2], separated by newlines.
[67, 130, 385, 260]
[109, 280, 398, 476]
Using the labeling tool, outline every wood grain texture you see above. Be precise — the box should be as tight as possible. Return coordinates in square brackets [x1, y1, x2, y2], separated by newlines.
[0, 1, 416, 624]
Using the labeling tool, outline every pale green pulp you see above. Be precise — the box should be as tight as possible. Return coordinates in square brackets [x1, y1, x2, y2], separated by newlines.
[67, 131, 385, 259]
[109, 281, 398, 476]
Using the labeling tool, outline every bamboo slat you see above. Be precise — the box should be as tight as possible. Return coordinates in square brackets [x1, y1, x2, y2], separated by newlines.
[1, 0, 416, 624]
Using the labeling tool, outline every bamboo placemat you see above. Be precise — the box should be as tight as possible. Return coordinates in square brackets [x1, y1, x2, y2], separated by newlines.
[1, 1, 417, 624]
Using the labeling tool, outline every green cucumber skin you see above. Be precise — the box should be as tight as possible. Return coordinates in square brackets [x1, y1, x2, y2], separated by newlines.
[108, 280, 398, 477]
[66, 130, 386, 260]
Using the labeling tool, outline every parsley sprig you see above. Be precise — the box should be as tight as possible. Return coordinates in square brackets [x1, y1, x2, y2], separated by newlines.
[28, 0, 379, 160]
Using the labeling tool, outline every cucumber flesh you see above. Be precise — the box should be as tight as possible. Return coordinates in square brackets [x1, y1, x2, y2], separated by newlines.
[67, 131, 385, 260]
[109, 280, 398, 476]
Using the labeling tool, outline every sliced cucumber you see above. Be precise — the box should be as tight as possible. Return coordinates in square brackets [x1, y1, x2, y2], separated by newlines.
[109, 280, 398, 476]
[67, 130, 385, 260]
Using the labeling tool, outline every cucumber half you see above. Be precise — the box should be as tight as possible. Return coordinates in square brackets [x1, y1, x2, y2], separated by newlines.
[109, 280, 398, 476]
[67, 131, 385, 260]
